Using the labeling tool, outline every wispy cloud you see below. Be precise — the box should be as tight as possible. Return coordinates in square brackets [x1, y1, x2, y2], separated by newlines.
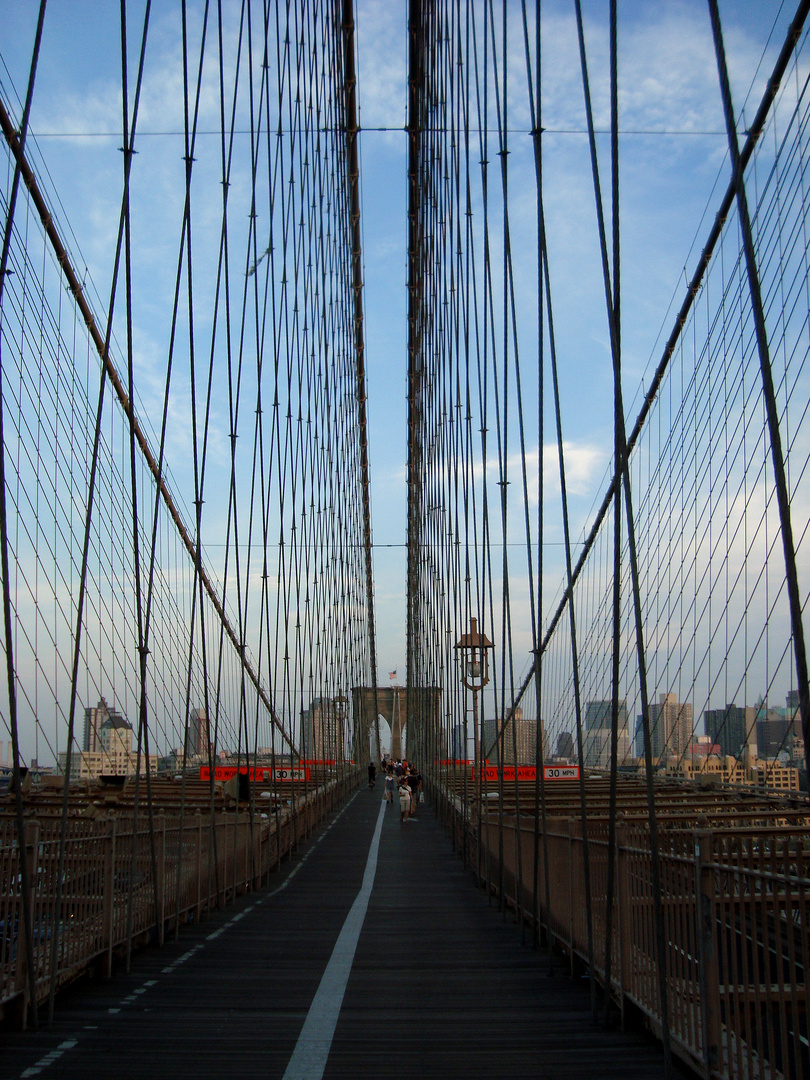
[356, 0, 407, 134]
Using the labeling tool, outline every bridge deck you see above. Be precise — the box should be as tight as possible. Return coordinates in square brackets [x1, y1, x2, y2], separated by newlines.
[2, 789, 690, 1079]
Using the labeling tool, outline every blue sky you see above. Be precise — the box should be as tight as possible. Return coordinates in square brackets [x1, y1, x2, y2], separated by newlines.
[351, 0, 793, 681]
[0, 0, 801, 763]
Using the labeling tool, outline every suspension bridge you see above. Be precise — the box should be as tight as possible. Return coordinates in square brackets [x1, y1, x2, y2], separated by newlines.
[1, 1, 809, 1077]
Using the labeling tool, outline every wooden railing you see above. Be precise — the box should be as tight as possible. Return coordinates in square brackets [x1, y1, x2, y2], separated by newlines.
[435, 778, 809, 1080]
[0, 768, 361, 1022]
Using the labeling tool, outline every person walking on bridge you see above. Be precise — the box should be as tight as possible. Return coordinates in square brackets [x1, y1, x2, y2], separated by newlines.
[398, 776, 411, 822]
[407, 765, 421, 819]
[367, 762, 376, 790]
[384, 765, 396, 805]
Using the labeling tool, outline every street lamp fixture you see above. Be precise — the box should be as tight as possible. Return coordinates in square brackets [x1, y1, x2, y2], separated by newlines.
[454, 617, 493, 691]
[334, 694, 348, 761]
[454, 617, 493, 765]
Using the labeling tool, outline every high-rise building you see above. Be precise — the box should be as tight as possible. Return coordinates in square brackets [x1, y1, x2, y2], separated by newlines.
[83, 697, 128, 753]
[99, 713, 134, 759]
[481, 718, 497, 763]
[449, 724, 466, 759]
[301, 697, 346, 760]
[649, 692, 693, 760]
[59, 709, 160, 779]
[556, 731, 574, 760]
[83, 698, 108, 753]
[482, 708, 547, 765]
[703, 704, 755, 759]
[584, 699, 630, 768]
[755, 698, 801, 758]
[634, 714, 648, 758]
[185, 707, 211, 760]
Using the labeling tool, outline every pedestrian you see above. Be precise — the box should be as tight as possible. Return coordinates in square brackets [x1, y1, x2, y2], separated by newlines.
[407, 765, 421, 819]
[384, 766, 396, 805]
[367, 762, 376, 790]
[398, 778, 411, 823]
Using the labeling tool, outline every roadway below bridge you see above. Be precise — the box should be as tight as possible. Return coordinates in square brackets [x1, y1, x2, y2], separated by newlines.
[1, 787, 691, 1079]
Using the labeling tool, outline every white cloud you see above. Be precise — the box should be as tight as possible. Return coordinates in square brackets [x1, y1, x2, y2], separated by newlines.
[356, 0, 407, 134]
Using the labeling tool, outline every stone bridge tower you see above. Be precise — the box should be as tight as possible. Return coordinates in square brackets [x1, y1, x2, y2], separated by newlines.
[352, 685, 443, 763]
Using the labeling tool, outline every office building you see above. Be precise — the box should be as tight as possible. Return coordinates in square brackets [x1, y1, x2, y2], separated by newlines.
[584, 699, 630, 768]
[703, 704, 755, 759]
[301, 697, 346, 760]
[83, 697, 128, 753]
[482, 708, 547, 765]
[556, 731, 574, 760]
[185, 707, 211, 760]
[649, 692, 693, 760]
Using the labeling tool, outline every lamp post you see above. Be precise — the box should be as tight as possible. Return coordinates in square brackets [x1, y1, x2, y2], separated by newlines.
[454, 617, 493, 768]
[334, 694, 348, 762]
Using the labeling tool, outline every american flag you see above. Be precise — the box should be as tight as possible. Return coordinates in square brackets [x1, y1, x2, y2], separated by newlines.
[388, 670, 397, 680]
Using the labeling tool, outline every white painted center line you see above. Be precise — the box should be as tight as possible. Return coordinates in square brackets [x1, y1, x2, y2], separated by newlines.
[281, 800, 386, 1080]
[15, 793, 361, 1080]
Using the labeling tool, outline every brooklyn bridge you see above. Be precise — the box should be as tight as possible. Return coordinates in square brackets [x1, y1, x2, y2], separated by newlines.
[1, 1, 809, 1077]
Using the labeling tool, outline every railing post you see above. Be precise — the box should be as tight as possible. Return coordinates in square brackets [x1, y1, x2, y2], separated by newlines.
[195, 809, 202, 922]
[214, 816, 223, 912]
[696, 829, 721, 1078]
[254, 815, 262, 890]
[101, 817, 116, 977]
[156, 812, 166, 946]
[16, 820, 40, 1016]
[568, 818, 575, 975]
[218, 817, 226, 909]
[616, 819, 632, 1027]
[244, 815, 250, 892]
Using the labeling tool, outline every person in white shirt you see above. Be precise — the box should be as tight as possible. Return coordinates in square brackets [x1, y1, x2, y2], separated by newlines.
[398, 778, 411, 823]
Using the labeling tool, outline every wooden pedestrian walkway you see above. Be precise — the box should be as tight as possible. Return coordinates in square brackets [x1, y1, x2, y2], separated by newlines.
[1, 788, 691, 1079]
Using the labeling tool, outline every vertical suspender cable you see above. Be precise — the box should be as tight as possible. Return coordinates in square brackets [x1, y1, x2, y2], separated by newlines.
[118, 0, 162, 969]
[603, 0, 621, 1023]
[341, 0, 380, 763]
[518, 0, 554, 963]
[522, 0, 809, 699]
[708, 0, 810, 792]
[407, 0, 423, 713]
[0, 0, 48, 1029]
[574, 0, 672, 1064]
